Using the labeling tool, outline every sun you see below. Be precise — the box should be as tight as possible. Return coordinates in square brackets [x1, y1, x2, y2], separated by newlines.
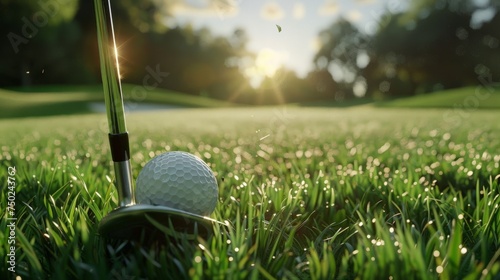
[244, 48, 288, 88]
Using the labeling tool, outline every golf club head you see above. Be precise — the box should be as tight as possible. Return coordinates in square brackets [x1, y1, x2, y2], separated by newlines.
[98, 204, 224, 240]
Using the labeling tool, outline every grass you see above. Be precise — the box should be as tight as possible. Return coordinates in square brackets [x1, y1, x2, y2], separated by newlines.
[0, 84, 234, 118]
[2, 84, 500, 119]
[379, 86, 500, 109]
[300, 86, 500, 109]
[1, 107, 499, 279]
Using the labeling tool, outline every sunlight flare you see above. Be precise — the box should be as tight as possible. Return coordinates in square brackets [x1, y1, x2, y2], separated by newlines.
[244, 48, 288, 87]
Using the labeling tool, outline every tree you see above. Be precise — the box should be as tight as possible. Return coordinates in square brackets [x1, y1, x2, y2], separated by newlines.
[0, 0, 82, 86]
[368, 0, 500, 97]
[305, 69, 341, 101]
[371, 1, 476, 96]
[312, 18, 368, 99]
[314, 18, 366, 72]
[312, 0, 500, 99]
[466, 11, 500, 83]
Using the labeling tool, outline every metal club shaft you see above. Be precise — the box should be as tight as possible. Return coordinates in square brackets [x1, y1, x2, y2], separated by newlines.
[94, 0, 134, 206]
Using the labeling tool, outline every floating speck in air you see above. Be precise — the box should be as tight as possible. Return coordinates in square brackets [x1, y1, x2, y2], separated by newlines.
[26, 71, 30, 74]
[276, 24, 282, 33]
[42, 69, 45, 74]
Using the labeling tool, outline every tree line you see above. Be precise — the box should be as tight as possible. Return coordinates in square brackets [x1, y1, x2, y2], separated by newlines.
[1, 0, 498, 104]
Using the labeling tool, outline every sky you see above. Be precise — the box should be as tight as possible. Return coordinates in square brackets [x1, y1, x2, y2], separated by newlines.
[166, 0, 410, 81]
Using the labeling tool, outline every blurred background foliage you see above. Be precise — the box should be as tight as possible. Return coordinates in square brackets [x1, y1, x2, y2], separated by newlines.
[0, 0, 498, 104]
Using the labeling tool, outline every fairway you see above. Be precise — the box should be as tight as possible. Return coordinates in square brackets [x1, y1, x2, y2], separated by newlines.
[379, 86, 500, 109]
[1, 107, 499, 279]
[0, 85, 234, 119]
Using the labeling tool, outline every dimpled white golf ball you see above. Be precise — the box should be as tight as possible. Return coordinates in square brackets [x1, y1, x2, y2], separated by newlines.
[135, 151, 218, 216]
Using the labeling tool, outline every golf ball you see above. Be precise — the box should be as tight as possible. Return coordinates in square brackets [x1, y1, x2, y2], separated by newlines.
[135, 151, 218, 216]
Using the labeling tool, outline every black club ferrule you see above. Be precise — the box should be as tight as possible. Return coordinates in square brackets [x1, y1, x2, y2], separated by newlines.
[108, 133, 131, 162]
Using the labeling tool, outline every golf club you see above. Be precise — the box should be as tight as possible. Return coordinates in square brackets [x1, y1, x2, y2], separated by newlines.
[94, 0, 222, 240]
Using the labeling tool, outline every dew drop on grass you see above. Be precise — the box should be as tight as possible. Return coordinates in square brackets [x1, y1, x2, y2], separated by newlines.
[436, 266, 444, 274]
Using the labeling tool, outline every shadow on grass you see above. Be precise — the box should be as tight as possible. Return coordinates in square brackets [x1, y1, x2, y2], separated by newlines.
[1, 84, 234, 120]
[6, 84, 104, 93]
[0, 101, 93, 119]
